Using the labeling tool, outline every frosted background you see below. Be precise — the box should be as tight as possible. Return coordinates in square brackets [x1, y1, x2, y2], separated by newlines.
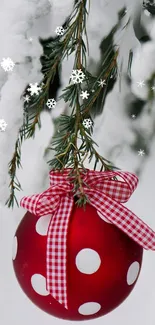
[1, 0, 155, 324]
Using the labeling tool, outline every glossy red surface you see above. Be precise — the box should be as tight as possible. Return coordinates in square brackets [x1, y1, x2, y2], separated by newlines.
[13, 203, 143, 320]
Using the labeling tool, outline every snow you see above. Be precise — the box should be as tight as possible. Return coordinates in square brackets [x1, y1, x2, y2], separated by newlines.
[0, 0, 50, 205]
[131, 42, 155, 100]
[1, 0, 155, 324]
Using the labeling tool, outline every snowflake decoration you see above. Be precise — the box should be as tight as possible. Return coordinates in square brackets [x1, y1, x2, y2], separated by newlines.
[80, 90, 90, 99]
[0, 119, 7, 131]
[27, 83, 42, 96]
[70, 69, 85, 84]
[55, 26, 65, 36]
[98, 79, 106, 87]
[82, 118, 93, 129]
[137, 80, 145, 88]
[23, 95, 30, 103]
[46, 98, 57, 109]
[138, 149, 145, 156]
[0, 57, 15, 72]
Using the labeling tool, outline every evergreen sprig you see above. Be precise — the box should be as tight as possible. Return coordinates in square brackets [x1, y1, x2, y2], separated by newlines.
[6, 0, 124, 208]
[47, 1, 119, 205]
[5, 136, 23, 208]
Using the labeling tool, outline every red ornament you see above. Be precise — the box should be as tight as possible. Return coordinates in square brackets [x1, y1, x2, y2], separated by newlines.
[13, 203, 143, 321]
[12, 169, 155, 320]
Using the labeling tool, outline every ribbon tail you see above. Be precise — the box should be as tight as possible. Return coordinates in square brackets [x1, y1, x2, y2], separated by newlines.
[88, 191, 155, 250]
[113, 171, 139, 193]
[46, 195, 74, 309]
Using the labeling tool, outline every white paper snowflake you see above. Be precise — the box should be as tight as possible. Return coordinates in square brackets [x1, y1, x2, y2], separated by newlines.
[0, 119, 7, 131]
[70, 69, 85, 84]
[138, 149, 145, 156]
[98, 79, 106, 87]
[27, 83, 42, 96]
[46, 98, 57, 109]
[137, 80, 145, 88]
[0, 57, 15, 72]
[82, 118, 93, 129]
[55, 26, 65, 36]
[23, 95, 30, 103]
[80, 90, 90, 99]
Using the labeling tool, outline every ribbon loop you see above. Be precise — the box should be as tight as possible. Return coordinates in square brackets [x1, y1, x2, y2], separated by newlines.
[85, 170, 138, 203]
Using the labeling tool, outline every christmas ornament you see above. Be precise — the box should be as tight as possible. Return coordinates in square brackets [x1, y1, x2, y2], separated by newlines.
[12, 169, 155, 321]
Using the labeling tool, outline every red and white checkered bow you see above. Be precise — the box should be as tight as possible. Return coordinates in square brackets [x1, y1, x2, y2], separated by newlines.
[20, 169, 155, 309]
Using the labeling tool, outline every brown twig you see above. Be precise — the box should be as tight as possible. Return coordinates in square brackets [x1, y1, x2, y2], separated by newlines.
[72, 0, 87, 201]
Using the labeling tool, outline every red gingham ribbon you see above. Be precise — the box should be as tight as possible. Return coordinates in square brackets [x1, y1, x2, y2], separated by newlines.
[20, 169, 155, 309]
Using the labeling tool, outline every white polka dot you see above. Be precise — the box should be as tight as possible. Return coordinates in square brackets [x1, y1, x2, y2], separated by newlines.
[12, 236, 18, 260]
[31, 274, 49, 296]
[78, 302, 101, 315]
[97, 210, 112, 224]
[76, 248, 101, 274]
[35, 214, 52, 236]
[127, 261, 140, 285]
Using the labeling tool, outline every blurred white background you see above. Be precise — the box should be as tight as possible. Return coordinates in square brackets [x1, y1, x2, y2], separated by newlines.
[1, 0, 155, 324]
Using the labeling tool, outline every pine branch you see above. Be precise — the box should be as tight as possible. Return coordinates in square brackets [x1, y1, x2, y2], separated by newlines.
[6, 0, 127, 208]
[70, 0, 88, 205]
[21, 0, 89, 138]
[48, 0, 119, 206]
[5, 137, 22, 208]
[6, 0, 89, 207]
